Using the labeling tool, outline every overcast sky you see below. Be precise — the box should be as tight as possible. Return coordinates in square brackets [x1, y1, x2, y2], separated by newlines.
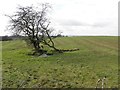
[0, 0, 119, 36]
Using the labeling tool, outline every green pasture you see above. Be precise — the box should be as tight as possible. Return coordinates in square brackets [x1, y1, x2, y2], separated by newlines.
[2, 36, 118, 88]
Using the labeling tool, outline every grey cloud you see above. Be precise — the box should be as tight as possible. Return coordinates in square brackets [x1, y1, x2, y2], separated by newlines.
[92, 22, 109, 27]
[59, 19, 110, 28]
[59, 20, 89, 26]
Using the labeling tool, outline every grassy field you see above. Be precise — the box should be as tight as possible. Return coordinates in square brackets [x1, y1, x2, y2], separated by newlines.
[2, 36, 118, 88]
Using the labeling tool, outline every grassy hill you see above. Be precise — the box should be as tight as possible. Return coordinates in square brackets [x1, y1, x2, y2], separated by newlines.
[2, 36, 118, 88]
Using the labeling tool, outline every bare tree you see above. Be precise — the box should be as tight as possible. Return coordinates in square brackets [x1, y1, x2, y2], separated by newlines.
[7, 3, 60, 55]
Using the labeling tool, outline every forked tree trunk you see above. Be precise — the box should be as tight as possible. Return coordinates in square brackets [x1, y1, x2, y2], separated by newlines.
[33, 41, 44, 55]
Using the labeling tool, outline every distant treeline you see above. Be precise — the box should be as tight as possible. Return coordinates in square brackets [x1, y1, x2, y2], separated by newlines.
[0, 34, 68, 41]
[0, 35, 24, 41]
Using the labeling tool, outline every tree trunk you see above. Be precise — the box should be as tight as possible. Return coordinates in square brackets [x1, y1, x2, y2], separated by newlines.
[32, 41, 41, 54]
